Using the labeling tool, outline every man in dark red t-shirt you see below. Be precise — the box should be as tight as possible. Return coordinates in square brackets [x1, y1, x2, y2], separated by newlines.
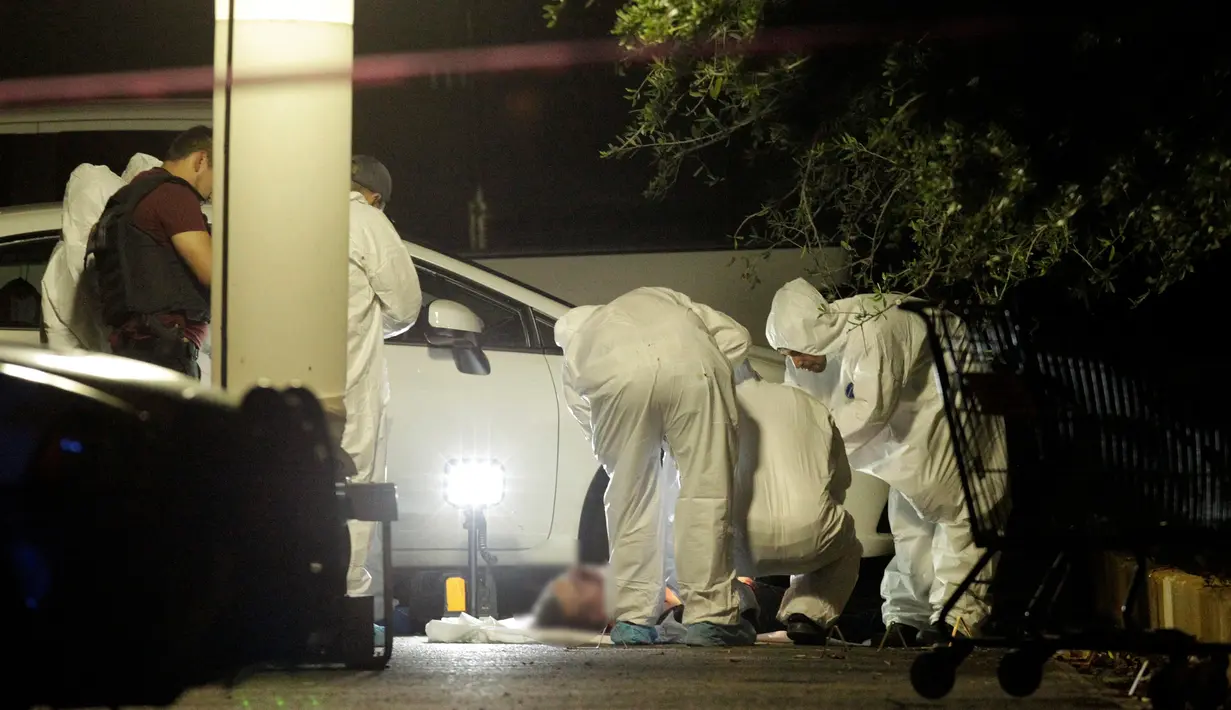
[107, 126, 214, 378]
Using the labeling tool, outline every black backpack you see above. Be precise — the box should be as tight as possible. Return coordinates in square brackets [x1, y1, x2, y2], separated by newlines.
[85, 172, 211, 328]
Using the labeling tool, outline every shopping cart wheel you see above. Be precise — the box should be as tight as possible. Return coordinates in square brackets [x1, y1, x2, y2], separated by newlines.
[997, 650, 1045, 697]
[911, 648, 958, 700]
[1189, 653, 1229, 710]
[1147, 658, 1190, 710]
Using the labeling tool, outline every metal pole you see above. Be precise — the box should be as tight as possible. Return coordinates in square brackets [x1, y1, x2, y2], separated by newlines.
[466, 507, 479, 615]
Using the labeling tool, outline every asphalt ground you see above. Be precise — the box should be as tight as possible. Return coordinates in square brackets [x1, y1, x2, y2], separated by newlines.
[151, 638, 1133, 709]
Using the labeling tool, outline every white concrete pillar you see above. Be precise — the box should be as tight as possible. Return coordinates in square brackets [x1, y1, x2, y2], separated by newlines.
[212, 0, 353, 428]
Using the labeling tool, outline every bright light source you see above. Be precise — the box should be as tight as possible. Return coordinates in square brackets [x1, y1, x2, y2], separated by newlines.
[444, 459, 505, 509]
[215, 0, 355, 24]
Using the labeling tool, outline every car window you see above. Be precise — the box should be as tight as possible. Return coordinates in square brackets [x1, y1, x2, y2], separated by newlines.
[534, 312, 562, 356]
[0, 233, 56, 329]
[391, 264, 533, 351]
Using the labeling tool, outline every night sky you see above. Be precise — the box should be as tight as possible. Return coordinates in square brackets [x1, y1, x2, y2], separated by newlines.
[0, 0, 756, 256]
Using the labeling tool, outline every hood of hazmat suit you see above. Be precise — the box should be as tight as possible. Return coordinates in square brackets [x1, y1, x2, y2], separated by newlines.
[343, 191, 423, 599]
[42, 153, 163, 351]
[558, 287, 748, 631]
[765, 277, 910, 359]
[121, 153, 163, 182]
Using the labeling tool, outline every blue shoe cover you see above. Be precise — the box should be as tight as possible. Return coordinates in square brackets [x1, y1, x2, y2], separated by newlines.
[374, 624, 387, 647]
[684, 619, 756, 647]
[610, 621, 660, 645]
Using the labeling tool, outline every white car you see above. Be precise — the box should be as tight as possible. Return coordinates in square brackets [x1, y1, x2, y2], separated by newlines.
[0, 202, 892, 610]
[0, 100, 891, 621]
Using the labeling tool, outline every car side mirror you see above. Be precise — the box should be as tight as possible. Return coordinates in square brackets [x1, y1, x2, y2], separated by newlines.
[424, 299, 490, 376]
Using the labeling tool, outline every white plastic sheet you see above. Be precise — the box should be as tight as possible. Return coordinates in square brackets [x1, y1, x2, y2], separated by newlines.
[422, 613, 869, 646]
[424, 613, 690, 646]
[425, 614, 543, 644]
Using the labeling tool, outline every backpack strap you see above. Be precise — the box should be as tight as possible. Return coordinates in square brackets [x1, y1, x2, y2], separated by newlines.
[106, 171, 195, 215]
[87, 171, 196, 264]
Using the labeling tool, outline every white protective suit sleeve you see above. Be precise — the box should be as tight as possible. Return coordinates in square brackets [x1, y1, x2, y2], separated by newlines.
[732, 358, 760, 385]
[561, 360, 593, 443]
[554, 305, 603, 443]
[835, 329, 913, 459]
[824, 408, 853, 507]
[361, 215, 421, 338]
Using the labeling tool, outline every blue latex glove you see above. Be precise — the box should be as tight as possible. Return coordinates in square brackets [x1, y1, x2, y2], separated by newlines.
[374, 624, 386, 647]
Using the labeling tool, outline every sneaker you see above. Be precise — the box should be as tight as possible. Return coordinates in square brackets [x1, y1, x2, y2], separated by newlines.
[785, 614, 829, 646]
[611, 621, 660, 645]
[879, 621, 924, 648]
[683, 619, 757, 647]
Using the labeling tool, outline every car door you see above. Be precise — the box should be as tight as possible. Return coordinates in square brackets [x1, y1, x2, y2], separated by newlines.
[0, 232, 57, 345]
[383, 260, 559, 553]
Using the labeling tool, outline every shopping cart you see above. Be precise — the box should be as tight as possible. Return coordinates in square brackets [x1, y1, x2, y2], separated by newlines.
[900, 301, 1231, 709]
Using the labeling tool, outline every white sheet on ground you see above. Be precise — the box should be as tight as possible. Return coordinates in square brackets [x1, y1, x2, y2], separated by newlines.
[425, 613, 691, 645]
[423, 613, 870, 646]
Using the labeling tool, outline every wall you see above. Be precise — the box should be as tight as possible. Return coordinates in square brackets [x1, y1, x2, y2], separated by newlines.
[475, 248, 847, 346]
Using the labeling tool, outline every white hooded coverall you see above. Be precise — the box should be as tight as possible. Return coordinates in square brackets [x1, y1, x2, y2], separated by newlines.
[555, 287, 749, 628]
[766, 278, 1006, 630]
[730, 370, 863, 626]
[42, 154, 163, 351]
[343, 192, 422, 600]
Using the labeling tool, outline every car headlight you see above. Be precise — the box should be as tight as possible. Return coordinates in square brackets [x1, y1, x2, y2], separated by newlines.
[443, 459, 505, 509]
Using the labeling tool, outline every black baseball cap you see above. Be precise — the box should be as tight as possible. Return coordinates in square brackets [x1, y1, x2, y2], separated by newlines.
[350, 155, 393, 205]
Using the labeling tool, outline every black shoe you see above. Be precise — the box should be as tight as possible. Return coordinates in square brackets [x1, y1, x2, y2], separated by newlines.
[880, 621, 924, 647]
[785, 614, 829, 646]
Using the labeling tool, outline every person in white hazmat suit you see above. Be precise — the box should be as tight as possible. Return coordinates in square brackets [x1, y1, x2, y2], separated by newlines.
[533, 361, 862, 646]
[766, 278, 1006, 645]
[720, 361, 863, 643]
[554, 287, 754, 647]
[343, 156, 422, 644]
[42, 153, 164, 351]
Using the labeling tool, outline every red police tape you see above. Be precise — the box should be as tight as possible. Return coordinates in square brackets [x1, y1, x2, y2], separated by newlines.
[0, 19, 1013, 107]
